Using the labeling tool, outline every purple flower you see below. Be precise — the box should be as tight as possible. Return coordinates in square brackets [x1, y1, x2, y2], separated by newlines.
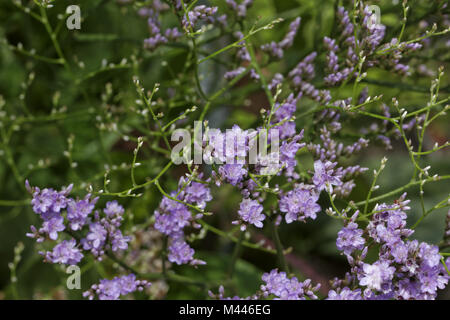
[104, 200, 125, 217]
[168, 237, 205, 266]
[367, 196, 413, 247]
[97, 278, 122, 300]
[390, 241, 409, 264]
[111, 230, 131, 252]
[327, 287, 362, 300]
[42, 239, 83, 265]
[218, 163, 248, 186]
[154, 196, 191, 236]
[261, 17, 301, 59]
[268, 73, 284, 91]
[418, 243, 441, 268]
[224, 67, 246, 80]
[312, 160, 342, 193]
[236, 198, 265, 229]
[261, 269, 320, 300]
[278, 131, 305, 178]
[83, 274, 151, 300]
[82, 222, 107, 255]
[417, 266, 448, 295]
[226, 0, 253, 18]
[182, 180, 212, 209]
[279, 185, 321, 223]
[359, 261, 395, 291]
[40, 215, 65, 240]
[182, 5, 218, 30]
[67, 195, 98, 231]
[28, 182, 72, 216]
[336, 222, 365, 255]
[144, 34, 167, 50]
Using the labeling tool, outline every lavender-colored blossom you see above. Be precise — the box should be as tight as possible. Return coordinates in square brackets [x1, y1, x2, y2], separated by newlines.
[336, 222, 365, 255]
[110, 230, 131, 252]
[236, 198, 265, 229]
[261, 18, 301, 59]
[168, 236, 205, 266]
[40, 215, 65, 240]
[83, 274, 151, 300]
[268, 73, 284, 91]
[164, 27, 182, 41]
[224, 67, 246, 80]
[154, 196, 191, 236]
[218, 163, 248, 186]
[418, 243, 441, 268]
[327, 287, 362, 300]
[279, 132, 305, 176]
[104, 200, 125, 217]
[28, 182, 72, 216]
[67, 195, 98, 231]
[82, 222, 108, 256]
[168, 238, 194, 265]
[182, 5, 218, 30]
[279, 184, 321, 223]
[312, 160, 343, 193]
[144, 34, 167, 50]
[226, 0, 253, 18]
[367, 195, 413, 246]
[261, 269, 320, 300]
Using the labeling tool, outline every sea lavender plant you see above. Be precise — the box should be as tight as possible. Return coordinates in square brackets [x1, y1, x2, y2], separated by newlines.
[1, 0, 449, 301]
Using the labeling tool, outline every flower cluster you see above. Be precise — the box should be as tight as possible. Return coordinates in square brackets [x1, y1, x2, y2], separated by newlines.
[13, 0, 450, 301]
[232, 198, 265, 230]
[308, 126, 368, 197]
[261, 269, 321, 300]
[83, 274, 151, 300]
[142, 1, 181, 51]
[330, 194, 450, 300]
[182, 5, 218, 31]
[153, 175, 212, 266]
[26, 181, 130, 264]
[279, 183, 320, 223]
[210, 269, 320, 300]
[261, 17, 301, 59]
[225, 0, 253, 19]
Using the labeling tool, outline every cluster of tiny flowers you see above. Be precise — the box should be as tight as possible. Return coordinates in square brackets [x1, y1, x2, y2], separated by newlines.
[443, 210, 450, 248]
[182, 5, 218, 31]
[287, 52, 332, 104]
[20, 0, 450, 301]
[308, 126, 369, 197]
[83, 274, 151, 300]
[322, 4, 421, 85]
[282, 2, 425, 109]
[261, 269, 321, 300]
[26, 181, 130, 264]
[141, 1, 181, 51]
[232, 198, 265, 230]
[270, 93, 300, 140]
[225, 0, 253, 19]
[261, 17, 301, 59]
[81, 200, 131, 258]
[279, 183, 320, 223]
[210, 269, 320, 300]
[153, 175, 212, 266]
[329, 194, 450, 299]
[224, 32, 259, 81]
